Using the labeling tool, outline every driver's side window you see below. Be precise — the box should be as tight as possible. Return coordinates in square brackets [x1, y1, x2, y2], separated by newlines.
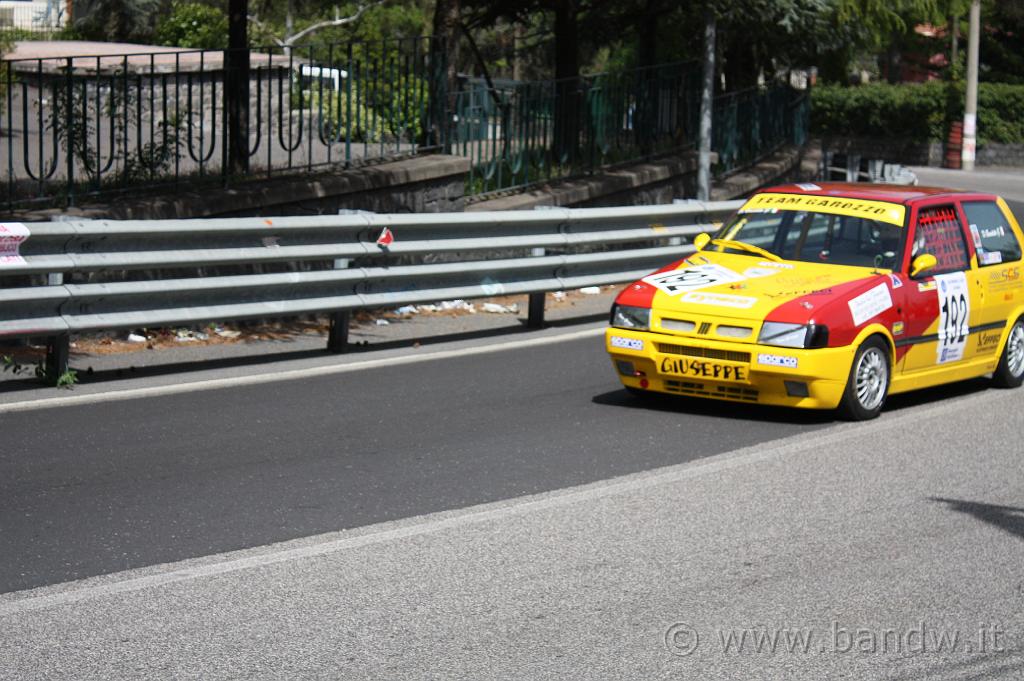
[911, 206, 970, 275]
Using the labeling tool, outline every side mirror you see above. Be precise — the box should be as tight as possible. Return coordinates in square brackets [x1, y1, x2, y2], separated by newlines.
[910, 253, 938, 278]
[693, 233, 711, 251]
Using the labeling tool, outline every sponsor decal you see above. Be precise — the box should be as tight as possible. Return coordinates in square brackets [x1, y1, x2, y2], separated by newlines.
[680, 291, 758, 309]
[976, 331, 1001, 352]
[764, 287, 835, 299]
[892, 321, 905, 336]
[610, 336, 644, 351]
[757, 353, 798, 368]
[980, 251, 1004, 266]
[742, 266, 781, 279]
[981, 225, 1006, 239]
[795, 183, 822, 191]
[890, 274, 903, 289]
[917, 281, 937, 292]
[0, 222, 29, 267]
[969, 223, 984, 250]
[642, 264, 745, 296]
[660, 357, 747, 381]
[935, 271, 970, 364]
[847, 283, 893, 326]
[758, 261, 794, 269]
[988, 266, 1021, 292]
[739, 193, 906, 227]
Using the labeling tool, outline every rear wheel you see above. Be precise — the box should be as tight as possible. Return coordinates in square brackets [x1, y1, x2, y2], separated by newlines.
[992, 318, 1024, 388]
[838, 338, 890, 421]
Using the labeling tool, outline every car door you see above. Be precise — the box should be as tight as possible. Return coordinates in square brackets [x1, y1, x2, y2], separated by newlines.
[898, 203, 982, 374]
[961, 199, 1024, 359]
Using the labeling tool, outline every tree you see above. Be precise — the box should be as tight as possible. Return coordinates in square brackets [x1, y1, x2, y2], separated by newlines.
[247, 0, 387, 53]
[431, 0, 461, 149]
[227, 0, 249, 174]
[155, 1, 230, 49]
[72, 0, 164, 43]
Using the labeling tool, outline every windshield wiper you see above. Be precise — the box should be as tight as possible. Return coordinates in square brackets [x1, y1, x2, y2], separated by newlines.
[710, 238, 784, 262]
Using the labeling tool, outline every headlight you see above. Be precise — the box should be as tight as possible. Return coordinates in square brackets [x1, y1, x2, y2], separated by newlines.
[610, 304, 650, 331]
[758, 322, 829, 348]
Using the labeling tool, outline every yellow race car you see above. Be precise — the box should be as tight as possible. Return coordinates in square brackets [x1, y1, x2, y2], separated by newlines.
[606, 183, 1024, 419]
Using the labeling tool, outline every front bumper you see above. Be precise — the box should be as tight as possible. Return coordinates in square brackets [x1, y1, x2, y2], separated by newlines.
[605, 327, 854, 409]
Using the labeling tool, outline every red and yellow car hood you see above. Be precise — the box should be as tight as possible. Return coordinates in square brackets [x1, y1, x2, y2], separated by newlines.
[617, 251, 891, 329]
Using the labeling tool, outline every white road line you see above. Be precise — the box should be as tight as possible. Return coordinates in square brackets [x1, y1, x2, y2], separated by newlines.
[0, 385, 1006, 616]
[0, 327, 606, 415]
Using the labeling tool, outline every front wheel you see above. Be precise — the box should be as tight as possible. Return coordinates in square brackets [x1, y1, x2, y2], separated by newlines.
[992, 318, 1024, 388]
[838, 338, 890, 421]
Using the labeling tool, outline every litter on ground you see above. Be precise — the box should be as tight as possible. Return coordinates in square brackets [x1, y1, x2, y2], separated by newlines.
[482, 302, 519, 314]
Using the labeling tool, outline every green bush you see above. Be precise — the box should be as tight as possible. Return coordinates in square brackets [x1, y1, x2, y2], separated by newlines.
[811, 82, 1024, 145]
[305, 89, 381, 144]
[154, 1, 228, 49]
[977, 84, 1024, 145]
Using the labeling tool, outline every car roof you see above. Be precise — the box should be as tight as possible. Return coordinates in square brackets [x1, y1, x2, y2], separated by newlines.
[757, 182, 995, 205]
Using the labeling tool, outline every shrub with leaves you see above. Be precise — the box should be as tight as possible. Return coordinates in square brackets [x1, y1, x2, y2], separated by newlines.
[155, 1, 229, 49]
[811, 82, 1024, 145]
[305, 88, 381, 144]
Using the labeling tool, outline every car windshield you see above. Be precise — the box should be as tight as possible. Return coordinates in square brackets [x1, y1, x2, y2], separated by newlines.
[713, 209, 904, 270]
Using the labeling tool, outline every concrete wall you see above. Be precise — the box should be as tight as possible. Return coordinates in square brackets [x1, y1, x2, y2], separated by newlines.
[23, 141, 815, 223]
[976, 143, 1024, 168]
[468, 143, 815, 211]
[822, 137, 945, 167]
[26, 154, 469, 221]
[466, 152, 702, 212]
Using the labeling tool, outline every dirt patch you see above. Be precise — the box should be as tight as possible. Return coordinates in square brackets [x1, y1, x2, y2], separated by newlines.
[1, 287, 615, 360]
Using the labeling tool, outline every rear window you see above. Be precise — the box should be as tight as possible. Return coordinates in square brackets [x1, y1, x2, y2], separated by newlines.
[962, 201, 1022, 266]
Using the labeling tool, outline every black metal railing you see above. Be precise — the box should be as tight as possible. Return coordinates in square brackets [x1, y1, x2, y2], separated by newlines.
[450, 62, 703, 196]
[2, 37, 440, 208]
[713, 83, 809, 173]
[1, 37, 810, 209]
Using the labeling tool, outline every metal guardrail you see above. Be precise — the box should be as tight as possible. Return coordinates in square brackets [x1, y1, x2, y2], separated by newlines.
[0, 200, 743, 378]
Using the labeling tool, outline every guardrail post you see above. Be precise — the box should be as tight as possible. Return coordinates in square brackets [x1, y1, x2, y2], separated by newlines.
[42, 270, 70, 382]
[527, 247, 546, 329]
[45, 333, 70, 382]
[327, 257, 351, 353]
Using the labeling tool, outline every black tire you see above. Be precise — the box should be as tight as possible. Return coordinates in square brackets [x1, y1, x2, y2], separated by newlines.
[992, 317, 1024, 388]
[837, 338, 891, 421]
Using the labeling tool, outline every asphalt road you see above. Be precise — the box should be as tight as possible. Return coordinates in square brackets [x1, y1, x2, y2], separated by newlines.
[910, 166, 1024, 204]
[0, 331, 840, 595]
[1, 173, 1022, 678]
[1, 344, 1022, 680]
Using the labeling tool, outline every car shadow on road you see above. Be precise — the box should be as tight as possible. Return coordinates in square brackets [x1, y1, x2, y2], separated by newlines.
[591, 389, 837, 425]
[592, 376, 995, 425]
[883, 377, 992, 412]
[930, 497, 1024, 543]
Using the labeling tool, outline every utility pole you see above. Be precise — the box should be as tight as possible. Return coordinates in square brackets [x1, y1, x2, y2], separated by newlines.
[962, 0, 980, 171]
[696, 5, 715, 201]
